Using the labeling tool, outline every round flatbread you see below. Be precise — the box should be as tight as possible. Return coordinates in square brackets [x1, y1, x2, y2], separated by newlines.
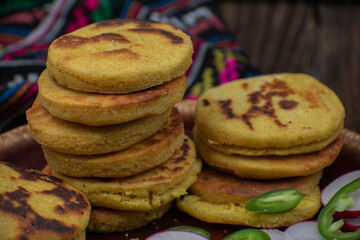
[53, 137, 202, 211]
[177, 166, 322, 228]
[0, 161, 90, 240]
[195, 73, 345, 154]
[197, 123, 343, 156]
[194, 128, 343, 179]
[43, 108, 184, 178]
[38, 69, 187, 126]
[47, 19, 193, 93]
[26, 97, 171, 155]
[177, 192, 321, 229]
[189, 165, 323, 205]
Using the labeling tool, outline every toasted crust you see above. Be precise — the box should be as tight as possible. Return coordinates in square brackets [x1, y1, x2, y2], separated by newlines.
[26, 97, 171, 155]
[195, 73, 345, 151]
[47, 19, 193, 93]
[43, 108, 185, 178]
[0, 161, 90, 240]
[38, 69, 187, 126]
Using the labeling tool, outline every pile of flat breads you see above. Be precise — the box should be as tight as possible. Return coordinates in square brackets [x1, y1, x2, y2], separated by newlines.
[26, 19, 201, 233]
[177, 73, 345, 228]
[19, 17, 347, 237]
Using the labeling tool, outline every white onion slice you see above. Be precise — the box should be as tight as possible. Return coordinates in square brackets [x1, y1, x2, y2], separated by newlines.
[284, 221, 326, 240]
[146, 230, 209, 240]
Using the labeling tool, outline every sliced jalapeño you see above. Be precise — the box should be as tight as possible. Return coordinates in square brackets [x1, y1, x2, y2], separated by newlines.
[245, 188, 303, 213]
[317, 177, 360, 240]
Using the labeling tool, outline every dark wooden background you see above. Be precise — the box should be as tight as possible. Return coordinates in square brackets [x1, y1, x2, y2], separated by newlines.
[218, 0, 360, 133]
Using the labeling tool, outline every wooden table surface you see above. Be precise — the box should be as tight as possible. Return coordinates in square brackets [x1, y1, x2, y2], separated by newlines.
[218, 0, 360, 133]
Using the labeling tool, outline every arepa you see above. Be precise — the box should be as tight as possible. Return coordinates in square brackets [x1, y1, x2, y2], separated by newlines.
[43, 108, 184, 178]
[0, 161, 90, 240]
[177, 166, 322, 228]
[47, 19, 193, 93]
[53, 137, 202, 211]
[195, 73, 345, 155]
[38, 69, 187, 126]
[26, 97, 171, 155]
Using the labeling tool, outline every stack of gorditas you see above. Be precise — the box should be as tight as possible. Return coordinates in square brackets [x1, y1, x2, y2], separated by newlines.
[26, 19, 201, 233]
[177, 73, 345, 228]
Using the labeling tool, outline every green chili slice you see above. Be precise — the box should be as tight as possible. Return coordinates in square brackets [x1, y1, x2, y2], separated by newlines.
[245, 188, 303, 213]
[318, 177, 360, 240]
[222, 228, 271, 240]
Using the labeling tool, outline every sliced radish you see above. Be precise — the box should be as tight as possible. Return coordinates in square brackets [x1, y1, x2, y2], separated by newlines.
[167, 226, 210, 239]
[342, 217, 360, 232]
[321, 170, 360, 217]
[146, 230, 209, 240]
[284, 221, 326, 240]
[260, 229, 288, 240]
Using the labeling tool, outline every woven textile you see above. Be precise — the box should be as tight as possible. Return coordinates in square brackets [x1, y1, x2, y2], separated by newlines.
[0, 0, 260, 133]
